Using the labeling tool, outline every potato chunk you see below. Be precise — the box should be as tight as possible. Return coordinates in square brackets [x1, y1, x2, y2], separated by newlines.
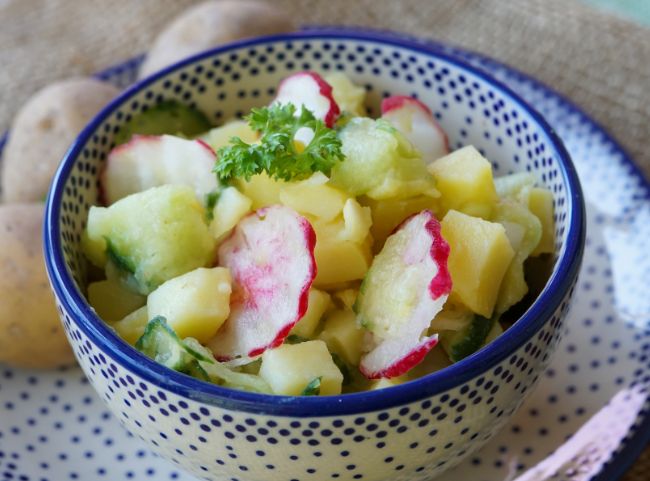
[339, 198, 372, 243]
[88, 279, 145, 323]
[209, 187, 252, 241]
[147, 267, 231, 343]
[235, 172, 286, 210]
[290, 289, 332, 338]
[429, 145, 498, 218]
[313, 237, 372, 287]
[279, 173, 347, 222]
[366, 195, 437, 249]
[318, 309, 365, 366]
[441, 210, 515, 317]
[111, 306, 149, 345]
[324, 72, 366, 116]
[201, 120, 259, 151]
[0, 204, 75, 368]
[259, 340, 343, 395]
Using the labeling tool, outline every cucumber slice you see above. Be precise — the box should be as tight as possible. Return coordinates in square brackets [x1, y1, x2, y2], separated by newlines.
[440, 315, 495, 362]
[114, 100, 212, 145]
[201, 361, 272, 393]
[135, 316, 187, 370]
[180, 359, 210, 381]
[135, 318, 272, 392]
[182, 337, 216, 364]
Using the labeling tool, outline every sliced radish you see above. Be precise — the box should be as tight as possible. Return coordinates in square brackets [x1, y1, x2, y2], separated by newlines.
[274, 72, 340, 128]
[101, 134, 218, 205]
[381, 96, 449, 163]
[360, 335, 439, 380]
[357, 210, 452, 379]
[208, 205, 317, 360]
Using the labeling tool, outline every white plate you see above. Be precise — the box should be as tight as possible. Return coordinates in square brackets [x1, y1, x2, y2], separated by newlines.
[1, 34, 648, 481]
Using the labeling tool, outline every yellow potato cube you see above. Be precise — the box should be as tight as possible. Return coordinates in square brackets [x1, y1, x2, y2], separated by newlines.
[332, 288, 359, 310]
[441, 210, 515, 317]
[82, 229, 107, 268]
[526, 187, 555, 255]
[110, 306, 148, 345]
[339, 198, 372, 243]
[259, 340, 343, 395]
[324, 72, 367, 116]
[147, 267, 231, 343]
[279, 174, 348, 222]
[312, 216, 345, 241]
[201, 120, 258, 151]
[318, 309, 365, 366]
[209, 187, 252, 241]
[366, 195, 438, 249]
[428, 145, 498, 217]
[314, 237, 372, 287]
[236, 172, 286, 210]
[87, 279, 145, 323]
[290, 289, 332, 338]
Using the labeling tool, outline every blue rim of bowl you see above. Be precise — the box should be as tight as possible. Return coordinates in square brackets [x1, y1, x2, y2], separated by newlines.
[44, 29, 586, 417]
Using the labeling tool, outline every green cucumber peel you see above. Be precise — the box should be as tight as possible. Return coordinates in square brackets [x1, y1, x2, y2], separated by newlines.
[105, 238, 136, 274]
[301, 377, 322, 396]
[135, 316, 186, 370]
[441, 315, 496, 363]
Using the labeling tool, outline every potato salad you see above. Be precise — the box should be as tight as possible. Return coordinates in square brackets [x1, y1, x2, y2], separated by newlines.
[82, 71, 555, 396]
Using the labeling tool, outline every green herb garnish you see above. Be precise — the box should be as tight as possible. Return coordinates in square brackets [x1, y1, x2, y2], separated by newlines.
[214, 104, 344, 182]
[301, 376, 322, 396]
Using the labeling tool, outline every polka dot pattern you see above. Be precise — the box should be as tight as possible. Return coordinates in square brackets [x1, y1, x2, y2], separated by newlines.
[0, 32, 644, 481]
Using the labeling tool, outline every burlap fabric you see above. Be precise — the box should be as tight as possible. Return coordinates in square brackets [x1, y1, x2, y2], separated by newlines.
[0, 0, 648, 478]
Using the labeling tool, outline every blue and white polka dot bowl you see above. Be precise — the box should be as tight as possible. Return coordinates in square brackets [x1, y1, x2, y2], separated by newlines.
[43, 31, 585, 481]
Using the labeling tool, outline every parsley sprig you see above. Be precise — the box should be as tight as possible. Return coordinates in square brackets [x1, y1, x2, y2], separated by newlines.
[214, 104, 344, 182]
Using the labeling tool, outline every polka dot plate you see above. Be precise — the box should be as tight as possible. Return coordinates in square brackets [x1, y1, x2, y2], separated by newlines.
[1, 28, 648, 481]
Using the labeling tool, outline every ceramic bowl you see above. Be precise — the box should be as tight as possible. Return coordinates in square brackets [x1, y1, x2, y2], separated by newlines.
[44, 30, 585, 481]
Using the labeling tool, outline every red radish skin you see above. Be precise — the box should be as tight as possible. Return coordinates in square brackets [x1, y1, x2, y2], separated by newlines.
[381, 96, 433, 116]
[358, 210, 452, 379]
[360, 335, 439, 379]
[195, 138, 217, 156]
[381, 95, 450, 158]
[274, 72, 340, 128]
[209, 206, 317, 360]
[426, 214, 452, 299]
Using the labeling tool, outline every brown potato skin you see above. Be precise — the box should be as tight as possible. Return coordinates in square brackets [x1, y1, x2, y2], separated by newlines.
[0, 204, 76, 368]
[1, 78, 119, 202]
[139, 0, 295, 78]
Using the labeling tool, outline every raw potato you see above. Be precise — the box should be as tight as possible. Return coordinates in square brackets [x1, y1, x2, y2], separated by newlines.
[0, 204, 75, 368]
[2, 78, 119, 202]
[139, 0, 296, 78]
